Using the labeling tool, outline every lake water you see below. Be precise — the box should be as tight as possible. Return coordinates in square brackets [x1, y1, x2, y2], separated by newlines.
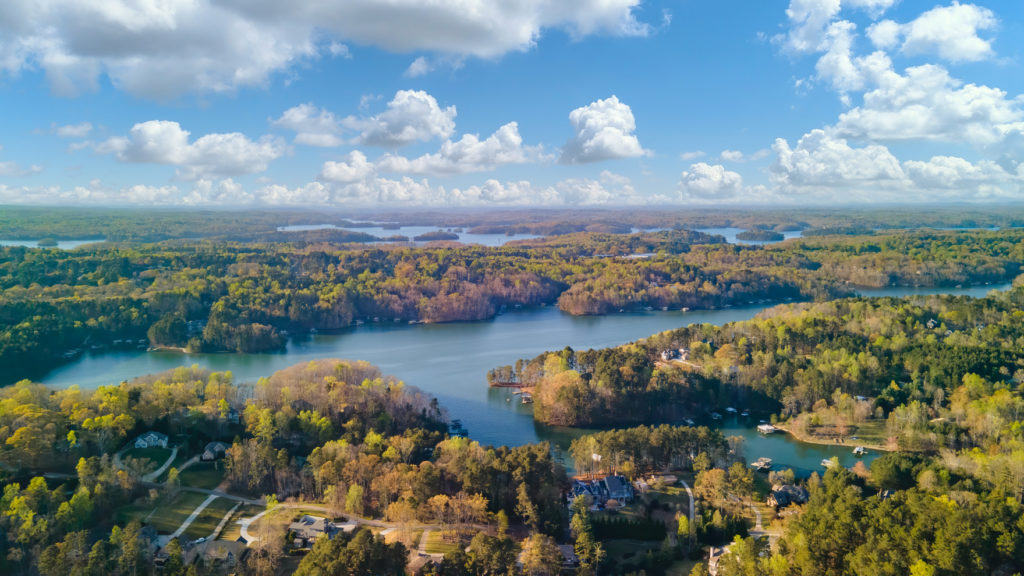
[276, 224, 540, 247]
[32, 282, 1010, 474]
[0, 239, 105, 250]
[695, 227, 803, 245]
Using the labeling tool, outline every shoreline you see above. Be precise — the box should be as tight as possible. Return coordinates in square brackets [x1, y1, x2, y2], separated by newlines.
[772, 422, 892, 453]
[148, 345, 189, 353]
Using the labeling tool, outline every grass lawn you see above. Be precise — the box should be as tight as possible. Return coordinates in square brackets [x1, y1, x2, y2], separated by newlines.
[422, 530, 463, 555]
[666, 558, 699, 576]
[603, 539, 661, 563]
[288, 507, 342, 522]
[124, 446, 171, 465]
[179, 462, 226, 490]
[145, 492, 211, 534]
[116, 502, 156, 526]
[183, 497, 239, 540]
[384, 528, 423, 548]
[848, 419, 888, 446]
[156, 451, 193, 482]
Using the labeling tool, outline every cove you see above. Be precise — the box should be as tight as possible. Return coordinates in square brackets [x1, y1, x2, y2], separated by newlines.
[33, 283, 1010, 474]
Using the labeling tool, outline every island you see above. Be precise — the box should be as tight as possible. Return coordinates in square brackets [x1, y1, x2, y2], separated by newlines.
[413, 230, 460, 241]
[735, 229, 785, 242]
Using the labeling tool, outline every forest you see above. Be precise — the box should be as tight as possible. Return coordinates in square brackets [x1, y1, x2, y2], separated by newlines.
[0, 359, 570, 575]
[4, 206, 1024, 242]
[4, 227, 1024, 382]
[496, 284, 1024, 574]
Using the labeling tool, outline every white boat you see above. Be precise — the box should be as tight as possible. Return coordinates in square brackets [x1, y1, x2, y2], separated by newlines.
[752, 457, 773, 472]
[711, 412, 723, 420]
[725, 407, 737, 414]
[757, 423, 776, 434]
[821, 458, 836, 468]
[853, 446, 866, 456]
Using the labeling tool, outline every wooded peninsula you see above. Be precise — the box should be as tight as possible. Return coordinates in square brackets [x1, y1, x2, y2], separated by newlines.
[1, 207, 1023, 575]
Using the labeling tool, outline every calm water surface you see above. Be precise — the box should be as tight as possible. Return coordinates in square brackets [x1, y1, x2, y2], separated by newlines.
[0, 239, 105, 250]
[35, 283, 1008, 473]
[695, 227, 803, 245]
[277, 224, 540, 247]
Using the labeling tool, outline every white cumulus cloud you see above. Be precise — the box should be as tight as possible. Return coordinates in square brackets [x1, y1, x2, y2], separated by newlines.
[347, 90, 456, 148]
[272, 104, 343, 147]
[834, 64, 1023, 145]
[901, 2, 998, 63]
[319, 151, 375, 183]
[96, 120, 285, 180]
[0, 0, 650, 98]
[772, 129, 905, 191]
[560, 95, 647, 164]
[378, 122, 542, 175]
[678, 163, 744, 199]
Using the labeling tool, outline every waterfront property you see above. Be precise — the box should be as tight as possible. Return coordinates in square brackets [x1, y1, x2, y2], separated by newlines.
[767, 484, 809, 508]
[568, 475, 634, 506]
[603, 475, 634, 502]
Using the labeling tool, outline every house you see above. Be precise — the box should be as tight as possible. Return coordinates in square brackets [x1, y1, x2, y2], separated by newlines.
[558, 545, 580, 568]
[201, 441, 230, 461]
[288, 515, 344, 549]
[602, 475, 633, 502]
[767, 484, 809, 508]
[134, 431, 169, 449]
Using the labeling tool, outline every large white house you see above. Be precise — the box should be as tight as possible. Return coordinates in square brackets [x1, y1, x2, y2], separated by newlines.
[134, 431, 169, 449]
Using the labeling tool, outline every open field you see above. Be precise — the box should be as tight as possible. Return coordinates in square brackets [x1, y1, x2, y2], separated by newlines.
[124, 446, 171, 465]
[777, 419, 890, 452]
[183, 497, 238, 540]
[179, 462, 226, 490]
[116, 491, 210, 533]
[422, 530, 463, 555]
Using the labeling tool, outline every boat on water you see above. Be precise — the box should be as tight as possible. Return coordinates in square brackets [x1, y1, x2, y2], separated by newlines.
[725, 407, 737, 414]
[521, 393, 534, 404]
[752, 457, 773, 472]
[821, 458, 836, 468]
[741, 409, 750, 417]
[853, 446, 866, 456]
[684, 418, 695, 426]
[757, 423, 777, 434]
[711, 412, 723, 420]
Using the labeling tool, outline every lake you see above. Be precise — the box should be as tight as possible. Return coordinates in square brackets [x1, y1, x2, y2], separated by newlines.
[33, 283, 1009, 474]
[695, 227, 803, 245]
[0, 238, 105, 250]
[277, 224, 540, 247]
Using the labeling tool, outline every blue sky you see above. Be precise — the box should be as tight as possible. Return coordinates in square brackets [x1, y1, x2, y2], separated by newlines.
[1, 0, 1023, 206]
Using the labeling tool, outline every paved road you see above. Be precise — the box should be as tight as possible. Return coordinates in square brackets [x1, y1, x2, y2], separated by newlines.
[418, 529, 432, 554]
[159, 494, 218, 546]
